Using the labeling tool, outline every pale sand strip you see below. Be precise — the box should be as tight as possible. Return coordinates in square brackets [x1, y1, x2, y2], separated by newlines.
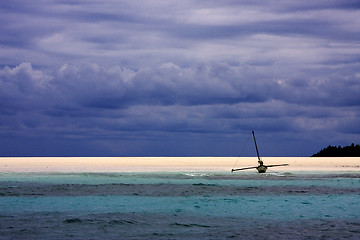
[0, 157, 359, 172]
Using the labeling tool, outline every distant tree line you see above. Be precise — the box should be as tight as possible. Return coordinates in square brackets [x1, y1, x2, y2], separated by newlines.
[312, 143, 360, 157]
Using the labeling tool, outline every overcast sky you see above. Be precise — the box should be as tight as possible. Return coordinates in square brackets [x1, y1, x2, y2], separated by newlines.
[1, 0, 360, 157]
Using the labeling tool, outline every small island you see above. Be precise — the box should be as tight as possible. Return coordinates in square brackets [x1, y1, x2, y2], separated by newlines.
[312, 143, 360, 157]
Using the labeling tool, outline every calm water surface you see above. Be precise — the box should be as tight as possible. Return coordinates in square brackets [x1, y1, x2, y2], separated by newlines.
[1, 171, 359, 239]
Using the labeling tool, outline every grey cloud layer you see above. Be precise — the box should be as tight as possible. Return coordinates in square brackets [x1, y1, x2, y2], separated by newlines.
[1, 0, 359, 156]
[1, 0, 359, 67]
[1, 62, 359, 131]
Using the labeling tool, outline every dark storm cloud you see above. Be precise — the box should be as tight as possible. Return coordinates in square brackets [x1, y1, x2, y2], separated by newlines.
[1, 0, 360, 156]
[2, 62, 359, 130]
[1, 62, 271, 112]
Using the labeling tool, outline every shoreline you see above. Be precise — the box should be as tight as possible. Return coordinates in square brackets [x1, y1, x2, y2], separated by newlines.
[0, 157, 359, 173]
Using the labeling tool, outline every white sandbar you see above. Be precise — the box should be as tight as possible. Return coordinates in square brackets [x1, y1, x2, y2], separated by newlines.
[0, 157, 359, 172]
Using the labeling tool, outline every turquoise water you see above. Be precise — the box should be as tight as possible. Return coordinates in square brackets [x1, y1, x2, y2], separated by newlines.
[1, 171, 359, 187]
[1, 171, 360, 239]
[2, 194, 359, 220]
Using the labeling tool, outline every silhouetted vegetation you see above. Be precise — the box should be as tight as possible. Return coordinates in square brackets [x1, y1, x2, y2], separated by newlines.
[312, 143, 360, 157]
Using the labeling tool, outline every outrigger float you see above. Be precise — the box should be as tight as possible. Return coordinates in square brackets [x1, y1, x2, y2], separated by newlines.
[231, 131, 288, 173]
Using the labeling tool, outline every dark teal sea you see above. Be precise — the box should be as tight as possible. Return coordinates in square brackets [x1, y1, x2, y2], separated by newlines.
[1, 171, 360, 239]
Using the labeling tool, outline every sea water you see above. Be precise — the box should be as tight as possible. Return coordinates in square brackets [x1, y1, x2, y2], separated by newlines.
[1, 171, 359, 239]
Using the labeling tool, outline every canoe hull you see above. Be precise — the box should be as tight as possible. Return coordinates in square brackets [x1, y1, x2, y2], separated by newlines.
[256, 165, 267, 173]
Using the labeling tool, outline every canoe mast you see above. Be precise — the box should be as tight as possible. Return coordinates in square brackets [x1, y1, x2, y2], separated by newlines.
[252, 130, 261, 163]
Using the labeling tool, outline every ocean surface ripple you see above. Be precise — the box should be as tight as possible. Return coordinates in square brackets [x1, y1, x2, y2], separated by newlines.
[1, 171, 359, 239]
